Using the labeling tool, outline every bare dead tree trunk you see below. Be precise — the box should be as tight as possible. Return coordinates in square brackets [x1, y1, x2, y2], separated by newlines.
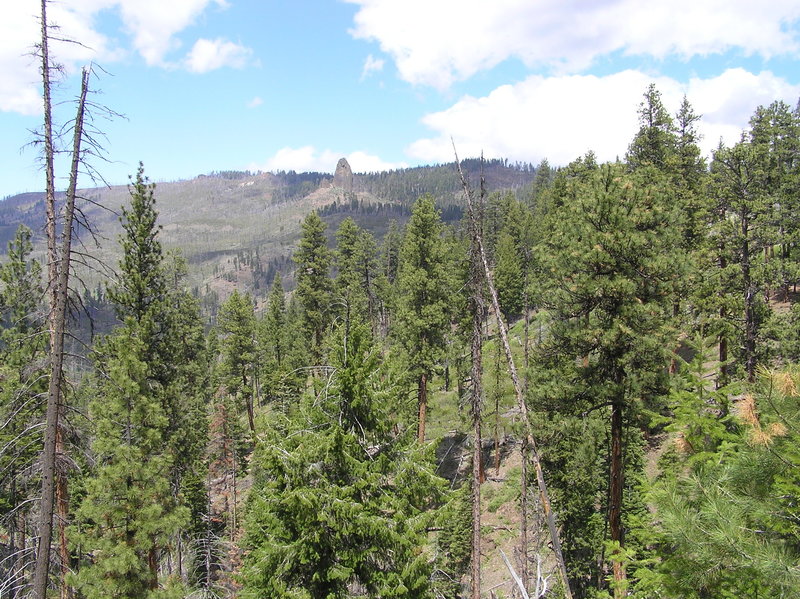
[32, 1, 59, 593]
[468, 167, 485, 599]
[520, 437, 530, 592]
[609, 399, 625, 597]
[493, 338, 501, 476]
[33, 31, 91, 597]
[56, 426, 70, 599]
[454, 145, 574, 599]
[417, 373, 428, 443]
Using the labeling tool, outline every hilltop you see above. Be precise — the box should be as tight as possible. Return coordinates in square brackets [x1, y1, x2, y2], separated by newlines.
[0, 158, 539, 308]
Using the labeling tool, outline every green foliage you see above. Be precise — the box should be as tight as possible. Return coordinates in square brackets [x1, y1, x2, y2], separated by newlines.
[494, 230, 523, 319]
[0, 225, 45, 573]
[433, 484, 472, 598]
[650, 368, 800, 597]
[241, 321, 444, 598]
[218, 289, 257, 404]
[71, 331, 188, 599]
[294, 211, 333, 357]
[109, 163, 167, 327]
[334, 217, 381, 324]
[394, 195, 451, 381]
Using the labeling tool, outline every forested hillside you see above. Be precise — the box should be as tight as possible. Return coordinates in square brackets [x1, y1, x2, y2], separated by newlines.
[0, 158, 537, 321]
[4, 75, 800, 599]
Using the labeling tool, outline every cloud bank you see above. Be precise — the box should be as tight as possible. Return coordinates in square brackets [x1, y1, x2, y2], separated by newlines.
[348, 0, 800, 88]
[408, 69, 800, 166]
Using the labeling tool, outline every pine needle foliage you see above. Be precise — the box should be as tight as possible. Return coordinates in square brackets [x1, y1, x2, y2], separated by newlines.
[241, 320, 444, 598]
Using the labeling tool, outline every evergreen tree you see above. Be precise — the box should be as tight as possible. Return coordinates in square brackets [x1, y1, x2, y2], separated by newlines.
[241, 321, 443, 598]
[710, 140, 772, 382]
[0, 226, 46, 594]
[257, 273, 306, 413]
[293, 211, 333, 359]
[75, 165, 206, 595]
[537, 161, 681, 596]
[218, 290, 257, 433]
[109, 163, 167, 335]
[71, 332, 188, 599]
[494, 229, 524, 320]
[650, 367, 800, 597]
[334, 217, 380, 324]
[627, 84, 677, 171]
[394, 195, 451, 443]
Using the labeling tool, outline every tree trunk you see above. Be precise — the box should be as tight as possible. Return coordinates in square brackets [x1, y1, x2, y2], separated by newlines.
[34, 61, 90, 599]
[33, 1, 58, 592]
[417, 372, 428, 443]
[741, 212, 756, 383]
[455, 150, 573, 599]
[520, 438, 530, 593]
[56, 426, 71, 599]
[468, 167, 484, 599]
[609, 400, 626, 598]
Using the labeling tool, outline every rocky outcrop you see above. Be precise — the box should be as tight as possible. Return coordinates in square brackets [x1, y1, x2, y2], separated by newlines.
[333, 157, 353, 192]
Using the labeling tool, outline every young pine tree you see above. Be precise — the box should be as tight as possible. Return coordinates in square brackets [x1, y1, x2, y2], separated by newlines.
[393, 195, 452, 443]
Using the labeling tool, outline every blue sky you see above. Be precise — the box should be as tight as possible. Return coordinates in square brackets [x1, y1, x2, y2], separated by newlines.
[1, 0, 799, 199]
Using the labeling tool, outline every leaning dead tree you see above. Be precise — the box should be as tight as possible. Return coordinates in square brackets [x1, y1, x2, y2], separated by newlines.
[454, 145, 574, 599]
[467, 165, 485, 599]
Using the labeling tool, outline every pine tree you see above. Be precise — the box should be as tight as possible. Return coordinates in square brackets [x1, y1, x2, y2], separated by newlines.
[334, 217, 380, 324]
[537, 161, 681, 596]
[710, 140, 772, 382]
[75, 165, 206, 594]
[71, 332, 188, 599]
[218, 290, 257, 433]
[294, 211, 333, 360]
[494, 229, 524, 320]
[0, 226, 46, 595]
[627, 84, 677, 171]
[241, 321, 443, 598]
[394, 195, 451, 443]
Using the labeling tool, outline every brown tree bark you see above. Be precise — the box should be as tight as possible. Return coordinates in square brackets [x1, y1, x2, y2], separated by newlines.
[609, 399, 626, 598]
[417, 372, 428, 443]
[33, 61, 90, 599]
[455, 148, 573, 599]
[468, 179, 484, 599]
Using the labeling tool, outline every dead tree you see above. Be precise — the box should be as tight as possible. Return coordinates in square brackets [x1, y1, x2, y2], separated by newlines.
[32, 3, 93, 596]
[454, 145, 574, 599]
[467, 163, 486, 599]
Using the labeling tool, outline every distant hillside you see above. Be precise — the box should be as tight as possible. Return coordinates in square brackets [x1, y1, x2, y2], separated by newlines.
[0, 159, 538, 311]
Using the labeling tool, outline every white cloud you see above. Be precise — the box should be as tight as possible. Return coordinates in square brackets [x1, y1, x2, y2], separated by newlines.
[0, 0, 248, 114]
[247, 96, 263, 108]
[407, 69, 800, 167]
[253, 146, 407, 174]
[347, 0, 800, 88]
[116, 0, 229, 67]
[360, 53, 384, 80]
[184, 38, 251, 73]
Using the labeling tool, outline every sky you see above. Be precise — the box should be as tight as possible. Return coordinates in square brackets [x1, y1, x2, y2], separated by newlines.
[1, 0, 800, 198]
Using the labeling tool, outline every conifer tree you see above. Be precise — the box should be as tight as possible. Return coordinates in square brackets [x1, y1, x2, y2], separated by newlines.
[71, 332, 188, 599]
[710, 140, 772, 382]
[75, 165, 205, 594]
[0, 226, 45, 596]
[258, 273, 306, 412]
[394, 195, 451, 442]
[538, 161, 681, 596]
[218, 290, 257, 433]
[334, 217, 380, 324]
[294, 211, 333, 360]
[627, 84, 677, 171]
[241, 320, 443, 598]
